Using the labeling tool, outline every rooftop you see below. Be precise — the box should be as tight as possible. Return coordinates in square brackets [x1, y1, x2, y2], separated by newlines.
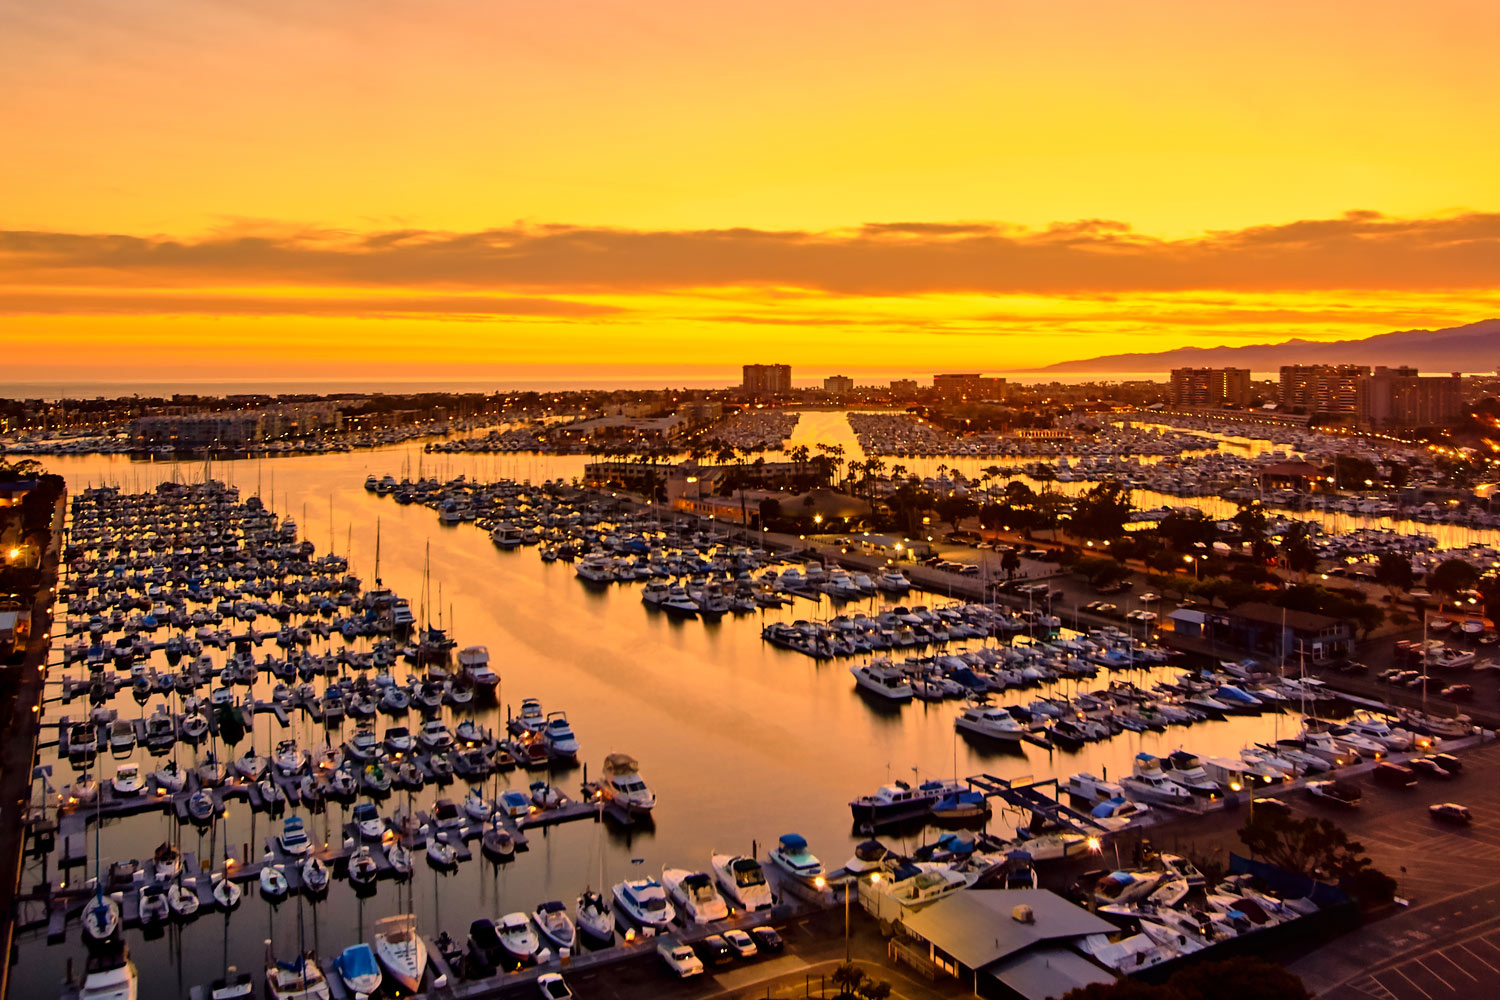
[898, 889, 1114, 971]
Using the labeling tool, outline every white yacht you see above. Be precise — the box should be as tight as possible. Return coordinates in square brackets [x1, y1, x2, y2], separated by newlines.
[532, 900, 577, 955]
[373, 914, 428, 993]
[954, 702, 1023, 742]
[599, 753, 655, 814]
[875, 570, 912, 594]
[849, 661, 913, 701]
[711, 853, 773, 911]
[496, 912, 543, 963]
[540, 712, 579, 760]
[613, 878, 675, 932]
[1121, 754, 1194, 806]
[111, 763, 143, 796]
[458, 645, 499, 689]
[1161, 751, 1222, 796]
[662, 868, 729, 924]
[77, 947, 139, 1000]
[769, 833, 824, 883]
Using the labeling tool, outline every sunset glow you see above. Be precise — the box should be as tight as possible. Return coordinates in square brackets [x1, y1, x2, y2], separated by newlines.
[5, 0, 1498, 379]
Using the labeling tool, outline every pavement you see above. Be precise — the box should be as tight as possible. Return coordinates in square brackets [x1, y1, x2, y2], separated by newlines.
[466, 910, 967, 1000]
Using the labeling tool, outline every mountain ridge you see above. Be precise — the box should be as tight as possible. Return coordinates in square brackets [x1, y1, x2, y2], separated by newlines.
[1040, 319, 1500, 373]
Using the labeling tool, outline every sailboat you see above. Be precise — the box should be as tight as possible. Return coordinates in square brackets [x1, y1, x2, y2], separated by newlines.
[372, 914, 428, 992]
[75, 943, 139, 1000]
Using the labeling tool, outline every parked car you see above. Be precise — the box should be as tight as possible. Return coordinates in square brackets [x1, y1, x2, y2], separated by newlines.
[1373, 763, 1417, 789]
[1252, 797, 1294, 817]
[696, 935, 734, 966]
[1441, 684, 1473, 702]
[657, 940, 704, 978]
[1409, 757, 1455, 779]
[1428, 802, 1472, 825]
[749, 926, 784, 953]
[1431, 753, 1464, 774]
[722, 929, 758, 958]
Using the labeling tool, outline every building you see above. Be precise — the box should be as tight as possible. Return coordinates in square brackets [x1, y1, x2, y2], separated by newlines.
[1358, 367, 1465, 428]
[884, 888, 1117, 1000]
[1167, 602, 1351, 663]
[890, 379, 920, 395]
[741, 364, 792, 396]
[934, 373, 1006, 400]
[823, 375, 855, 395]
[1169, 368, 1252, 408]
[1279, 365, 1369, 413]
[130, 412, 264, 449]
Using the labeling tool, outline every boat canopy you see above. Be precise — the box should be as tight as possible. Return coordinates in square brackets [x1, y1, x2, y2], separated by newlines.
[778, 833, 807, 851]
[602, 753, 640, 776]
[340, 944, 378, 978]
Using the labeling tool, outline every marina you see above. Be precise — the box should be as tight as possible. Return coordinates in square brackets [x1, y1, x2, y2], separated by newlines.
[11, 428, 1500, 1000]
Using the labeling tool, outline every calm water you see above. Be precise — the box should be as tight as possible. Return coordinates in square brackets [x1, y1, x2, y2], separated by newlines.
[15, 423, 1486, 998]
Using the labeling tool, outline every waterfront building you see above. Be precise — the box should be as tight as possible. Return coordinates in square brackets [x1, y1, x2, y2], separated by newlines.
[823, 375, 855, 395]
[1279, 365, 1369, 413]
[1169, 367, 1251, 408]
[882, 888, 1116, 997]
[1357, 367, 1464, 429]
[742, 364, 792, 396]
[1167, 602, 1351, 663]
[933, 373, 1006, 400]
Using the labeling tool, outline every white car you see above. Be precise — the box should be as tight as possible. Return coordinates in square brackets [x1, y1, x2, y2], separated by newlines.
[537, 973, 573, 999]
[722, 928, 758, 958]
[657, 940, 705, 978]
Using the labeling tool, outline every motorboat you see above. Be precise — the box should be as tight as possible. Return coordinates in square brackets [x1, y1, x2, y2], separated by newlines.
[205, 967, 253, 1000]
[466, 919, 504, 974]
[76, 946, 138, 1000]
[151, 760, 187, 794]
[112, 763, 143, 796]
[496, 911, 543, 963]
[1063, 772, 1123, 803]
[265, 948, 331, 1000]
[532, 900, 577, 955]
[576, 890, 614, 945]
[712, 853, 774, 911]
[612, 878, 675, 932]
[458, 645, 499, 690]
[541, 712, 579, 759]
[931, 788, 990, 822]
[849, 779, 955, 826]
[954, 702, 1024, 742]
[137, 884, 169, 924]
[419, 719, 453, 750]
[334, 944, 382, 998]
[1162, 750, 1223, 796]
[373, 914, 428, 993]
[279, 816, 311, 855]
[1120, 754, 1194, 806]
[875, 570, 912, 593]
[234, 749, 269, 781]
[662, 869, 729, 924]
[433, 797, 465, 828]
[769, 833, 823, 883]
[849, 661, 913, 701]
[352, 802, 384, 840]
[597, 753, 655, 813]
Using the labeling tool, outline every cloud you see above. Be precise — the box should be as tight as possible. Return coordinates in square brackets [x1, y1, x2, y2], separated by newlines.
[1, 209, 1497, 302]
[0, 291, 622, 320]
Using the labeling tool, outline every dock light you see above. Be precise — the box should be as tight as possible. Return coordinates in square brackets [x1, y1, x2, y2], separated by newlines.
[814, 876, 826, 890]
[1229, 782, 1242, 792]
[870, 873, 881, 884]
[624, 928, 635, 942]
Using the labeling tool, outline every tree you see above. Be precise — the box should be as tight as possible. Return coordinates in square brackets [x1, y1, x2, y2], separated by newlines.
[856, 982, 893, 1000]
[935, 492, 978, 531]
[1156, 509, 1217, 553]
[1061, 957, 1311, 1000]
[1071, 481, 1134, 541]
[1374, 552, 1414, 597]
[1427, 557, 1480, 605]
[1278, 522, 1318, 577]
[1001, 547, 1021, 580]
[1238, 810, 1374, 881]
[831, 962, 866, 998]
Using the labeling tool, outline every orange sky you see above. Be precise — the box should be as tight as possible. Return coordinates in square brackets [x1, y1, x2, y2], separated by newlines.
[3, 0, 1498, 381]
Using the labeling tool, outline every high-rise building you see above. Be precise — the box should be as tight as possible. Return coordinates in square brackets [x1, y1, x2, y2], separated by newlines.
[1279, 365, 1370, 413]
[823, 375, 854, 395]
[741, 364, 791, 395]
[1169, 368, 1252, 408]
[1358, 367, 1464, 428]
[933, 373, 1006, 399]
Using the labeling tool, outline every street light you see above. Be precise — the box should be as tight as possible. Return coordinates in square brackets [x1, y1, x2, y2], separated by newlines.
[1184, 554, 1199, 580]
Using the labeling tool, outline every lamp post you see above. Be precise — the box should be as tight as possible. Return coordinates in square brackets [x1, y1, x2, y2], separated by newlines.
[1184, 554, 1199, 580]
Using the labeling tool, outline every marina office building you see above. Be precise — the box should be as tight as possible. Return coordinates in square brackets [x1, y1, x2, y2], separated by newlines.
[1165, 602, 1352, 663]
[889, 889, 1118, 1000]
